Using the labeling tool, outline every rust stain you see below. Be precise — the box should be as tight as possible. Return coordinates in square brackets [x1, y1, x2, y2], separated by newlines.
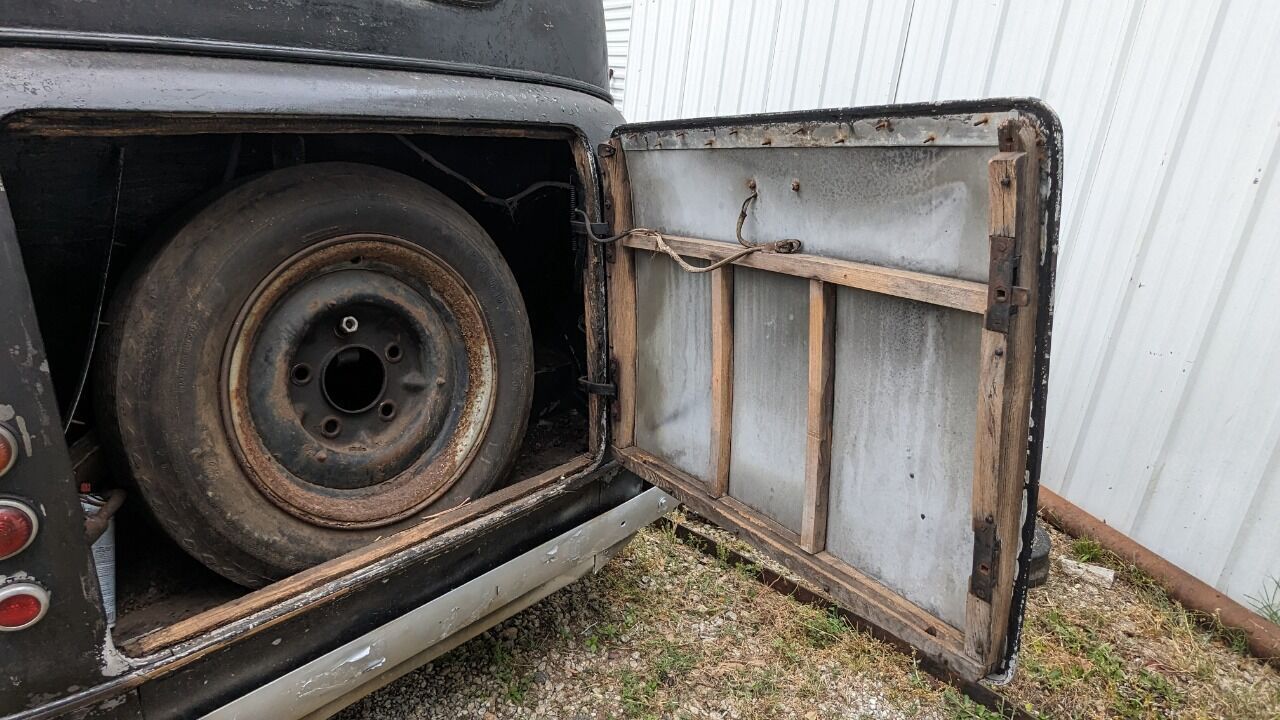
[221, 236, 498, 530]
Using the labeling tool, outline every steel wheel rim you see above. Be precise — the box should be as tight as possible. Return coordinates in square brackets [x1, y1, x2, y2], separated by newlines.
[222, 235, 497, 528]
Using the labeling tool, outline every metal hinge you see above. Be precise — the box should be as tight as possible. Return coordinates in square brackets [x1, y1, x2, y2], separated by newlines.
[577, 375, 617, 397]
[985, 233, 1031, 333]
[969, 519, 1001, 603]
[571, 217, 613, 239]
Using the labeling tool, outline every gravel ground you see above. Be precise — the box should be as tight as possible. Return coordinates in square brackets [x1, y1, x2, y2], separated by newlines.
[336, 513, 1280, 720]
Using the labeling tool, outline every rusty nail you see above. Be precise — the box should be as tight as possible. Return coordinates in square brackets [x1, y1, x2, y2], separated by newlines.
[703, 138, 715, 146]
[974, 116, 990, 126]
[761, 137, 773, 146]
[923, 133, 936, 144]
[995, 347, 1004, 358]
[791, 179, 801, 192]
[597, 143, 616, 157]
[1001, 175, 1012, 187]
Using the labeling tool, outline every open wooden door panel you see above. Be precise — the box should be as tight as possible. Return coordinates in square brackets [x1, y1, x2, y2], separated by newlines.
[601, 102, 1060, 681]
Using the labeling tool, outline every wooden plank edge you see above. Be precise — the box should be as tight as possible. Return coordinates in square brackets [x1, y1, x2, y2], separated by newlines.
[708, 265, 733, 497]
[123, 454, 596, 656]
[622, 233, 986, 314]
[603, 138, 637, 448]
[800, 279, 835, 553]
[964, 329, 1009, 663]
[983, 120, 1044, 669]
[616, 446, 986, 681]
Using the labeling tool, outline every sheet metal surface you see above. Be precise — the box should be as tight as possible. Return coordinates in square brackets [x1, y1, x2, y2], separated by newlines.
[826, 289, 981, 629]
[634, 252, 713, 481]
[728, 269, 809, 533]
[627, 145, 994, 282]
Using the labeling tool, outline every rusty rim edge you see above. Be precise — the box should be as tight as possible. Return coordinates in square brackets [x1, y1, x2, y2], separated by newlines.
[220, 234, 498, 529]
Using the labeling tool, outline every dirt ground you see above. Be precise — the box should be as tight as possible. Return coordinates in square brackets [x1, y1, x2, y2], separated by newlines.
[337, 512, 1280, 719]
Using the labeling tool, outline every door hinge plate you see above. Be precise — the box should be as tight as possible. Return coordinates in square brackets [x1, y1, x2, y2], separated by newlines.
[571, 218, 613, 239]
[969, 520, 1001, 603]
[985, 234, 1030, 333]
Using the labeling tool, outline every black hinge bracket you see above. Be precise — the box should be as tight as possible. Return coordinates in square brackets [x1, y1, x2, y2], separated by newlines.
[571, 218, 613, 239]
[969, 519, 1001, 603]
[578, 376, 617, 397]
[985, 233, 1031, 333]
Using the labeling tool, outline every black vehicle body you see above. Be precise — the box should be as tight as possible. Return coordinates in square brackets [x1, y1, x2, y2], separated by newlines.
[1, 3, 624, 717]
[0, 3, 1062, 718]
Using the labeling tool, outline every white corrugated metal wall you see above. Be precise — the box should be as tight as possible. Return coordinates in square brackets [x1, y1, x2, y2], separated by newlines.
[603, 0, 633, 110]
[603, 0, 1280, 612]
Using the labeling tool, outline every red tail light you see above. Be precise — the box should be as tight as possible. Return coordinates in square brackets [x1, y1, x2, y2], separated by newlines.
[0, 425, 15, 476]
[0, 582, 49, 631]
[0, 500, 37, 560]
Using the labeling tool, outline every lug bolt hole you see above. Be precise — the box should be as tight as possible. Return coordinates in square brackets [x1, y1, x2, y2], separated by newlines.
[320, 417, 342, 438]
[290, 363, 312, 385]
[384, 343, 402, 363]
[350, 255, 363, 265]
[379, 401, 397, 421]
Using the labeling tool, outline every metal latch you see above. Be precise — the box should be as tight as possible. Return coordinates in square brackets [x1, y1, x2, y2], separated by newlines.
[985, 234, 1031, 333]
[969, 519, 1001, 603]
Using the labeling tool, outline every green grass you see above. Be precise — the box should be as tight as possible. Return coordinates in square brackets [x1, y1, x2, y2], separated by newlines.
[1069, 537, 1107, 563]
[942, 689, 1007, 719]
[1247, 576, 1280, 626]
[486, 637, 532, 704]
[1021, 607, 1186, 718]
[619, 669, 658, 718]
[653, 642, 695, 685]
[800, 608, 851, 649]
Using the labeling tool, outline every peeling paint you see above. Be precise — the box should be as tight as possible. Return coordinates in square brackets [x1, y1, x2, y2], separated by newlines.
[14, 414, 32, 457]
[98, 632, 136, 678]
[296, 642, 386, 699]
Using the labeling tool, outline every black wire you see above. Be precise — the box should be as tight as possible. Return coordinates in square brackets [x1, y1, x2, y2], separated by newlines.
[395, 134, 571, 216]
[64, 146, 126, 434]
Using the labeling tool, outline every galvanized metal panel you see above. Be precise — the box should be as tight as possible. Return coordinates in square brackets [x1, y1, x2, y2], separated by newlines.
[728, 269, 808, 534]
[622, 113, 1006, 629]
[626, 142, 996, 282]
[634, 252, 713, 481]
[826, 289, 981, 630]
[608, 0, 1280, 612]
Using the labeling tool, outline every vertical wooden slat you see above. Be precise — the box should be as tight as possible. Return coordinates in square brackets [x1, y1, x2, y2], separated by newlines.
[602, 140, 637, 448]
[708, 265, 734, 497]
[964, 122, 1041, 667]
[801, 279, 836, 553]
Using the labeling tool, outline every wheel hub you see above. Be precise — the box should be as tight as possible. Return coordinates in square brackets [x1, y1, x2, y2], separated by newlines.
[223, 236, 496, 528]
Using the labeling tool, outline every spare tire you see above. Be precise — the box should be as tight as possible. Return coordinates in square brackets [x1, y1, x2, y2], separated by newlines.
[96, 163, 533, 587]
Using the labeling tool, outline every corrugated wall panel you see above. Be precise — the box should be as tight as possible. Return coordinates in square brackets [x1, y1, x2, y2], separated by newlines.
[607, 0, 1280, 612]
[603, 0, 632, 109]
